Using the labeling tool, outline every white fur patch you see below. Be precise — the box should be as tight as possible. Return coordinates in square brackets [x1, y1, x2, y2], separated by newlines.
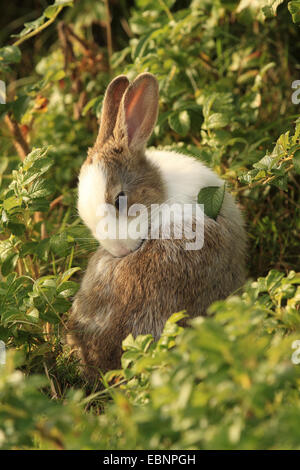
[146, 149, 243, 224]
[77, 160, 106, 239]
[146, 149, 222, 204]
[77, 159, 144, 257]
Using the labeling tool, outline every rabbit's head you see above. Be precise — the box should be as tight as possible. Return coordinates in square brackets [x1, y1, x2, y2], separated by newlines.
[77, 73, 166, 257]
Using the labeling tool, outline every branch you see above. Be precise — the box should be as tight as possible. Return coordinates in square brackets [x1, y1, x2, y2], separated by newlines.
[4, 113, 30, 160]
[104, 0, 113, 68]
[13, 6, 64, 48]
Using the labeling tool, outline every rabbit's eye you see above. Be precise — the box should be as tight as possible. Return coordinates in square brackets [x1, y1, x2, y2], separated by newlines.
[115, 191, 125, 211]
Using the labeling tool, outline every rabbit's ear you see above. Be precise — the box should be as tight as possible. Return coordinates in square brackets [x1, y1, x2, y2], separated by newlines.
[114, 73, 159, 153]
[96, 75, 129, 147]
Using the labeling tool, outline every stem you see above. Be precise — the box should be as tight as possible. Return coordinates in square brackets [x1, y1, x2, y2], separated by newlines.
[65, 24, 90, 54]
[50, 195, 63, 210]
[13, 6, 64, 48]
[43, 361, 58, 399]
[234, 164, 294, 193]
[68, 245, 74, 270]
[158, 0, 174, 22]
[105, 0, 113, 69]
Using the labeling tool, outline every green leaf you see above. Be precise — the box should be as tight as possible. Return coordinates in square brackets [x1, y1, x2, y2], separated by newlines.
[52, 0, 74, 5]
[0, 46, 21, 64]
[7, 222, 26, 236]
[168, 110, 191, 136]
[27, 198, 50, 212]
[23, 159, 53, 185]
[52, 297, 71, 313]
[293, 149, 300, 174]
[57, 281, 79, 297]
[11, 95, 31, 122]
[0, 157, 9, 176]
[288, 1, 300, 23]
[1, 252, 19, 276]
[197, 184, 226, 220]
[271, 175, 288, 191]
[1, 308, 25, 325]
[122, 334, 139, 351]
[23, 147, 50, 171]
[206, 113, 229, 130]
[19, 241, 37, 257]
[44, 6, 61, 19]
[28, 179, 54, 199]
[35, 239, 50, 261]
[132, 32, 152, 60]
[15, 15, 46, 39]
[50, 232, 69, 257]
[59, 267, 81, 284]
[44, 1, 73, 18]
[3, 196, 22, 212]
[166, 311, 187, 324]
[82, 97, 98, 116]
[262, 1, 285, 18]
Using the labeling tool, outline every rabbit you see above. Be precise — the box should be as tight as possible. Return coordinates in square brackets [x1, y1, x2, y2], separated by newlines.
[67, 72, 247, 382]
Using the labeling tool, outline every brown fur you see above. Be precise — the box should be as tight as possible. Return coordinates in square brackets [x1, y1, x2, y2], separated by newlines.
[68, 214, 246, 381]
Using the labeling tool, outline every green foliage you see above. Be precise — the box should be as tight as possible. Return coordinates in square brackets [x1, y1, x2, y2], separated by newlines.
[12, 1, 74, 44]
[288, 1, 300, 23]
[0, 0, 299, 450]
[240, 122, 300, 190]
[0, 46, 21, 74]
[1, 272, 300, 449]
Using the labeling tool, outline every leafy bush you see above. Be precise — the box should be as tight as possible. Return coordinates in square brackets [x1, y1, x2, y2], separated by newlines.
[0, 0, 299, 450]
[1, 271, 300, 449]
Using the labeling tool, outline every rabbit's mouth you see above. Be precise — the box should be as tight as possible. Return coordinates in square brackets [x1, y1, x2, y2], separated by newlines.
[104, 238, 145, 258]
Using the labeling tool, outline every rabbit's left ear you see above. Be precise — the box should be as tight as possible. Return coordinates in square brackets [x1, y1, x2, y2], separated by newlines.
[96, 75, 129, 147]
[114, 73, 159, 153]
